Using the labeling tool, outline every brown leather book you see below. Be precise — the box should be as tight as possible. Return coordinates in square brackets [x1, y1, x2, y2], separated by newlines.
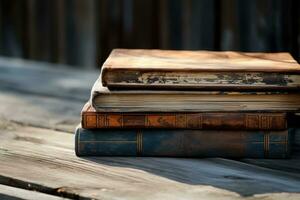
[101, 49, 300, 90]
[81, 103, 287, 130]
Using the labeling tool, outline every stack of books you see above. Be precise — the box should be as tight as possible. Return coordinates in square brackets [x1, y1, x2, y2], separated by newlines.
[75, 49, 300, 158]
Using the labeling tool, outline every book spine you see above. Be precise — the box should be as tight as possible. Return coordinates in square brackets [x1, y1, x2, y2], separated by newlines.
[81, 113, 287, 130]
[103, 70, 300, 91]
[75, 128, 291, 158]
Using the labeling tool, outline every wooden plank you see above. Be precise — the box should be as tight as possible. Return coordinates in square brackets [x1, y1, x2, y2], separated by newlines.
[0, 57, 97, 132]
[0, 124, 300, 199]
[241, 156, 300, 175]
[0, 56, 98, 101]
[0, 184, 67, 200]
[0, 91, 81, 133]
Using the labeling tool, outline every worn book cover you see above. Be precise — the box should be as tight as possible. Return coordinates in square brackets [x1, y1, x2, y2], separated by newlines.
[81, 102, 287, 130]
[75, 126, 291, 158]
[101, 49, 300, 90]
[91, 79, 300, 113]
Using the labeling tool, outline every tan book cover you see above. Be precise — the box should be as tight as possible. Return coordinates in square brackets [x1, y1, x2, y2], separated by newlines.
[101, 49, 300, 90]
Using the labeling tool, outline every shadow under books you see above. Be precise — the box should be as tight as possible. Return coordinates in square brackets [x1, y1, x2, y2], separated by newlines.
[83, 155, 300, 197]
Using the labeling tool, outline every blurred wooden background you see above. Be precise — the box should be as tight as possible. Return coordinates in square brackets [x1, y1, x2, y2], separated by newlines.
[0, 0, 299, 68]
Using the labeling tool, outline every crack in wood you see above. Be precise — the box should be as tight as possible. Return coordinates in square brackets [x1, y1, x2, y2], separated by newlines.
[0, 175, 92, 200]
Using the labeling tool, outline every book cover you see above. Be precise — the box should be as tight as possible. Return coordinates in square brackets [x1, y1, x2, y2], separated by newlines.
[101, 49, 300, 90]
[81, 103, 287, 130]
[75, 126, 291, 158]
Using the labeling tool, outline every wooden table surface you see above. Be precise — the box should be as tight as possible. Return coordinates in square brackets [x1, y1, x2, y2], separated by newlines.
[0, 57, 300, 200]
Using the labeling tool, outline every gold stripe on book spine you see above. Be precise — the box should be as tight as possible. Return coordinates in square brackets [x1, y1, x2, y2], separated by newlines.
[136, 130, 143, 155]
[264, 133, 270, 158]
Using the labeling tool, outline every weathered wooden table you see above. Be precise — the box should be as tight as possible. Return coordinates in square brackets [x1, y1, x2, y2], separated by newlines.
[0, 57, 300, 200]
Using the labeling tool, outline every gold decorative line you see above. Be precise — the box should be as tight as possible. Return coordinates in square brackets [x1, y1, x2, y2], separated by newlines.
[96, 114, 99, 128]
[139, 130, 141, 153]
[136, 130, 143, 156]
[104, 115, 108, 127]
[265, 116, 270, 129]
[145, 115, 149, 128]
[262, 116, 266, 129]
[264, 133, 270, 158]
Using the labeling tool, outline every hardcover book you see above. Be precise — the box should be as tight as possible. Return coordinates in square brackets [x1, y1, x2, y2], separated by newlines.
[75, 126, 291, 158]
[91, 79, 300, 112]
[101, 49, 300, 90]
[81, 102, 287, 130]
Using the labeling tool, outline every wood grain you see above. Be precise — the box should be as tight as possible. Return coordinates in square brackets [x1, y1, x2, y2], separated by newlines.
[0, 56, 98, 101]
[1, 124, 300, 199]
[0, 184, 66, 200]
[0, 57, 98, 132]
[103, 49, 300, 72]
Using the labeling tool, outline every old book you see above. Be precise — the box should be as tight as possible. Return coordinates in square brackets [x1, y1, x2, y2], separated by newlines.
[75, 126, 291, 158]
[91, 79, 300, 112]
[101, 49, 300, 90]
[81, 102, 287, 130]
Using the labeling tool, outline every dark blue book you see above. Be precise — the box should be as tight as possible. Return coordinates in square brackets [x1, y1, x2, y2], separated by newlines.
[75, 127, 291, 158]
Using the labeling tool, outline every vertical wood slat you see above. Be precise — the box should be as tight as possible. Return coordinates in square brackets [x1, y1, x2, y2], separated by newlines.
[0, 0, 2, 55]
[169, 0, 183, 50]
[132, 0, 158, 49]
[121, 0, 133, 48]
[73, 0, 97, 68]
[27, 0, 52, 61]
[55, 0, 66, 64]
[0, 0, 25, 57]
[98, 0, 123, 65]
[0, 0, 299, 68]
[158, 0, 169, 49]
[220, 0, 240, 50]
